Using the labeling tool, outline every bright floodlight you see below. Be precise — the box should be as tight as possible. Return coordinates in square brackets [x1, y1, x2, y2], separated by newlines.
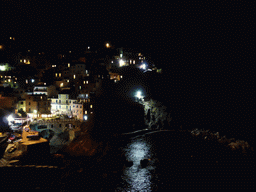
[136, 91, 143, 99]
[140, 64, 146, 70]
[119, 59, 125, 67]
[7, 115, 14, 123]
[0, 65, 6, 71]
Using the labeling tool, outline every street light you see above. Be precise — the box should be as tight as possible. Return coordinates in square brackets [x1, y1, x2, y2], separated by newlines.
[7, 115, 14, 124]
[135, 90, 144, 102]
[119, 59, 125, 67]
[140, 64, 146, 70]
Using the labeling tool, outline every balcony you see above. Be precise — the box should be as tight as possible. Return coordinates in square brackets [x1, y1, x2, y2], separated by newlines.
[34, 88, 47, 91]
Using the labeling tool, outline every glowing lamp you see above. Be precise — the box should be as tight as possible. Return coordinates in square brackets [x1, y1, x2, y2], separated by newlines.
[7, 115, 14, 123]
[119, 59, 125, 67]
[0, 65, 6, 71]
[136, 91, 143, 99]
[140, 64, 146, 70]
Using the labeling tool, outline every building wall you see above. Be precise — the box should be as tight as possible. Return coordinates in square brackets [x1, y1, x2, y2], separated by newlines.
[25, 96, 38, 113]
[71, 103, 83, 121]
[17, 100, 26, 112]
[0, 94, 17, 109]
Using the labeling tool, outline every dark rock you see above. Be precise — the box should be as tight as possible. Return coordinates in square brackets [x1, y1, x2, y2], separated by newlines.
[125, 160, 133, 167]
[140, 158, 151, 168]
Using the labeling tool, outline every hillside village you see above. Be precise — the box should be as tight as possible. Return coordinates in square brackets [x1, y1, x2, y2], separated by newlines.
[0, 37, 161, 128]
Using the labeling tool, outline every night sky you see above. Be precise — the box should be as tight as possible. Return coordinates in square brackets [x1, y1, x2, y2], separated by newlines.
[1, 1, 254, 144]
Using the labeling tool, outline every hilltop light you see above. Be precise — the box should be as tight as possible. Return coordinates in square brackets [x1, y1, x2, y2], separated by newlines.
[140, 64, 146, 70]
[136, 91, 143, 99]
[119, 59, 125, 67]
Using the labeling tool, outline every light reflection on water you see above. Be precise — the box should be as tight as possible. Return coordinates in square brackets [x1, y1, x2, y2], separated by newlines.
[117, 138, 155, 192]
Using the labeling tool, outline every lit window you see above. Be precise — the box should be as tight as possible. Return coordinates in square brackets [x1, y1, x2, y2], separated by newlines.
[8, 79, 11, 82]
[60, 83, 63, 87]
[69, 51, 71, 53]
[59, 73, 61, 77]
[85, 110, 87, 114]
[86, 81, 88, 84]
[10, 37, 12, 39]
[90, 105, 93, 108]
[130, 60, 132, 64]
[44, 83, 46, 85]
[121, 75, 123, 78]
[20, 59, 22, 63]
[79, 86, 81, 89]
[120, 54, 123, 58]
[40, 96, 42, 99]
[26, 79, 28, 84]
[98, 75, 100, 78]
[111, 61, 113, 63]
[73, 75, 76, 79]
[55, 73, 58, 77]
[133, 60, 135, 64]
[88, 46, 90, 49]
[68, 63, 70, 67]
[67, 79, 69, 83]
[86, 70, 88, 74]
